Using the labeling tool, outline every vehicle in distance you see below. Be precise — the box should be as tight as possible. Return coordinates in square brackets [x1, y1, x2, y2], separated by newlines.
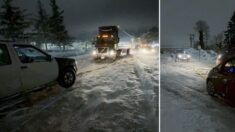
[0, 42, 77, 99]
[176, 51, 191, 62]
[207, 56, 235, 103]
[137, 43, 156, 53]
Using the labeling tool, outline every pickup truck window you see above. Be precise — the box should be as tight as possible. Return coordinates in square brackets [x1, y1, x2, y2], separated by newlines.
[14, 45, 49, 63]
[0, 45, 11, 66]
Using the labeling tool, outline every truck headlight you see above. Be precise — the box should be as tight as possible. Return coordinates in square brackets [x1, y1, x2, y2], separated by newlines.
[109, 50, 115, 56]
[92, 50, 97, 55]
[187, 55, 191, 58]
[142, 49, 147, 53]
[178, 54, 182, 58]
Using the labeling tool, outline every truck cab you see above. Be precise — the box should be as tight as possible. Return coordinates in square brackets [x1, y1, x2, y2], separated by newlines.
[92, 26, 130, 60]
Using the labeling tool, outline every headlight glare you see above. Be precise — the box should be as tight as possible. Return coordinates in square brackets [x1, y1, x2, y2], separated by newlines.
[178, 54, 182, 58]
[92, 50, 97, 55]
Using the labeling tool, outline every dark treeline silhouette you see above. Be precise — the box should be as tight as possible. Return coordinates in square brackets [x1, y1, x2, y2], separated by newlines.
[140, 26, 159, 44]
[0, 0, 73, 50]
[192, 11, 235, 53]
[224, 11, 235, 50]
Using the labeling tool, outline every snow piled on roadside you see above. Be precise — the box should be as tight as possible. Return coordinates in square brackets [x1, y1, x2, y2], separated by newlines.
[48, 49, 89, 57]
[161, 48, 218, 64]
[46, 41, 93, 57]
[185, 48, 217, 62]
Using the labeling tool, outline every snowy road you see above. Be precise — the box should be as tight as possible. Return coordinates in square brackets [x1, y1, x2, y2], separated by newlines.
[161, 54, 235, 132]
[0, 50, 158, 132]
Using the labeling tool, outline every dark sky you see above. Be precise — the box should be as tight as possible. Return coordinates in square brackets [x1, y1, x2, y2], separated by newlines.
[2, 0, 158, 40]
[161, 0, 235, 48]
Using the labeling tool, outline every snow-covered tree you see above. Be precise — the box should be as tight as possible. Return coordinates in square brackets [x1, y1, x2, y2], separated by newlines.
[34, 0, 50, 49]
[141, 26, 159, 43]
[48, 0, 70, 50]
[0, 0, 30, 40]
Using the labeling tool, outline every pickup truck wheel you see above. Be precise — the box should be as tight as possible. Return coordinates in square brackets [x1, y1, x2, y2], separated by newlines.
[59, 68, 76, 88]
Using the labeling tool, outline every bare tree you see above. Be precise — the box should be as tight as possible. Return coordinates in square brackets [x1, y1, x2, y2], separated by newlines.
[194, 20, 209, 49]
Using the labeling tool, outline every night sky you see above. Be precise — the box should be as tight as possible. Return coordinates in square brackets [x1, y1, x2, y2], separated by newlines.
[1, 0, 158, 40]
[161, 0, 235, 48]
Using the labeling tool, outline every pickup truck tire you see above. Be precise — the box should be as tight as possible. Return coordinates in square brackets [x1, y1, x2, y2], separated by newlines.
[58, 68, 76, 88]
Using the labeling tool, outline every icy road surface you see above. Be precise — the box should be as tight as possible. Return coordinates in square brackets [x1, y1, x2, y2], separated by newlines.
[161, 53, 235, 132]
[0, 50, 158, 132]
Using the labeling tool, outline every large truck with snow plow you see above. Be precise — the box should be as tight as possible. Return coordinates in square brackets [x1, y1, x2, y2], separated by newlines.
[92, 26, 130, 60]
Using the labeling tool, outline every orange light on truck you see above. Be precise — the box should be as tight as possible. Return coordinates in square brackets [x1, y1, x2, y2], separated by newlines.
[102, 35, 109, 38]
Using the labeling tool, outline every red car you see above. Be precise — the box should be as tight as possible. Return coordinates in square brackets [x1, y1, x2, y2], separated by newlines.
[207, 56, 235, 103]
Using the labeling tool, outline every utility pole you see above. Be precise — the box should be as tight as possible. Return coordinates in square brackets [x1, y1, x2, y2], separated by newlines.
[189, 34, 195, 48]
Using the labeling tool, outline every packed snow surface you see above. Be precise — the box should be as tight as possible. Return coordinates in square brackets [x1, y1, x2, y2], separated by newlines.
[0, 49, 159, 132]
[161, 49, 235, 132]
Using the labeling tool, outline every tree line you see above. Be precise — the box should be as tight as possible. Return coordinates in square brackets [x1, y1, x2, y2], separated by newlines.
[192, 11, 235, 52]
[0, 0, 73, 50]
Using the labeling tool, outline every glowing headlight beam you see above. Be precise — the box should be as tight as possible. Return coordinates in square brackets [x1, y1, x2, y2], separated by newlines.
[92, 50, 97, 55]
[178, 54, 182, 58]
[109, 50, 115, 56]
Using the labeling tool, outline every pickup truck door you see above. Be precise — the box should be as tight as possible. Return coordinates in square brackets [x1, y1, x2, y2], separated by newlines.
[13, 45, 59, 91]
[0, 44, 21, 98]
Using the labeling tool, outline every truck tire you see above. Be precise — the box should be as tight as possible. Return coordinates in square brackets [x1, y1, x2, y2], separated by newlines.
[58, 68, 76, 88]
[127, 49, 130, 55]
[116, 50, 121, 57]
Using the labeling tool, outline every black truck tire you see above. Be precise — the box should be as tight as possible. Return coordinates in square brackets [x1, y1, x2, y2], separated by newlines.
[58, 68, 76, 88]
[127, 49, 130, 55]
[116, 50, 121, 57]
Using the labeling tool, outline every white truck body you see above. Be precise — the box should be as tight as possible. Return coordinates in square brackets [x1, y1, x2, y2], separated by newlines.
[0, 43, 59, 99]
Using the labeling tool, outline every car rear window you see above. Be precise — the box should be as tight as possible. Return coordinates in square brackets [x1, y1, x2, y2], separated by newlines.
[0, 44, 11, 66]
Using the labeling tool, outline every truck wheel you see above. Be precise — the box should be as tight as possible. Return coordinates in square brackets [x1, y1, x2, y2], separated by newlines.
[126, 49, 130, 55]
[116, 50, 121, 57]
[58, 68, 76, 88]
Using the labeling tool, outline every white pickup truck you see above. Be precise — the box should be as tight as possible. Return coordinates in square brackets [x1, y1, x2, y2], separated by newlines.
[0, 42, 77, 99]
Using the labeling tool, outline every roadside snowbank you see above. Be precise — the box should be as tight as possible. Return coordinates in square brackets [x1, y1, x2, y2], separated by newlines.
[185, 48, 217, 62]
[161, 48, 218, 64]
[48, 49, 89, 57]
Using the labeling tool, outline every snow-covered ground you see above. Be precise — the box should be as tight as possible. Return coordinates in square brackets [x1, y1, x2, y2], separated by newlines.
[0, 49, 159, 132]
[161, 48, 235, 132]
